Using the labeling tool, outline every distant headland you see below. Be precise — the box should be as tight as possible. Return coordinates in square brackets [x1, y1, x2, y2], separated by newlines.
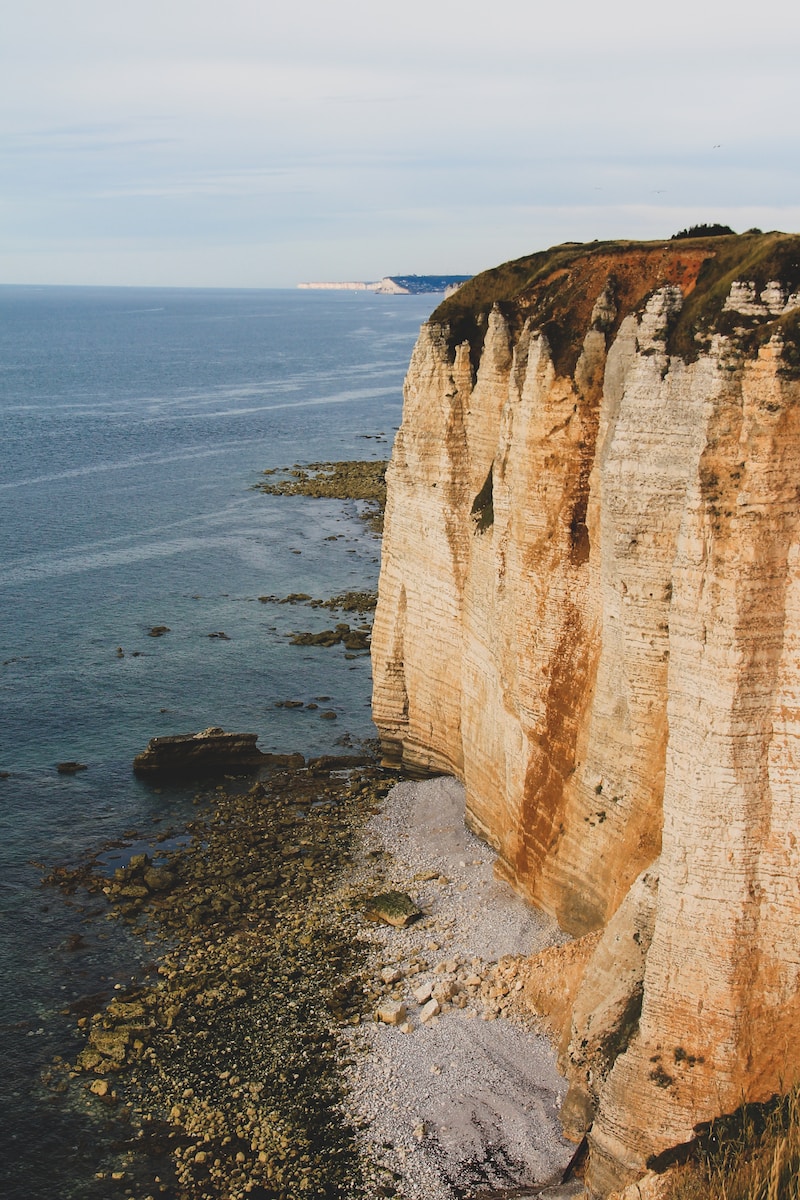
[297, 274, 472, 297]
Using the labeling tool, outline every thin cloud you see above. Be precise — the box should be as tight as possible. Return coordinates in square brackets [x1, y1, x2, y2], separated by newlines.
[1, 0, 798, 285]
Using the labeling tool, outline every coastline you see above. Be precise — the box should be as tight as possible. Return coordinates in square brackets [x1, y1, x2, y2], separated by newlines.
[46, 765, 576, 1200]
[37, 446, 577, 1198]
[46, 759, 393, 1200]
[0, 288, 437, 1200]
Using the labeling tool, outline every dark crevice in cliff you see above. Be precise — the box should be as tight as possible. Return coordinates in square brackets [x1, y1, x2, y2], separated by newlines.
[471, 465, 494, 533]
[569, 488, 590, 565]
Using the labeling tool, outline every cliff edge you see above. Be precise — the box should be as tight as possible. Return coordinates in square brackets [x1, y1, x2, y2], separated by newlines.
[370, 231, 800, 1193]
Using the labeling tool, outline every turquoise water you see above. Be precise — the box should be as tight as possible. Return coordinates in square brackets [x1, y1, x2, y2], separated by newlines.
[0, 285, 433, 1198]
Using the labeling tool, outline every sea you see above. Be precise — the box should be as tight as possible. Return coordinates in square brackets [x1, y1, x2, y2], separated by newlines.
[0, 285, 436, 1199]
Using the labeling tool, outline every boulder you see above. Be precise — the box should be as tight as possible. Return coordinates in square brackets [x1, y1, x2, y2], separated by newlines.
[362, 890, 422, 928]
[376, 1000, 407, 1025]
[133, 727, 269, 778]
[559, 864, 659, 1140]
[420, 997, 440, 1023]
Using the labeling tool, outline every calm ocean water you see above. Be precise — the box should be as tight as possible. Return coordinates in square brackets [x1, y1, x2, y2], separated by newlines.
[0, 285, 434, 1198]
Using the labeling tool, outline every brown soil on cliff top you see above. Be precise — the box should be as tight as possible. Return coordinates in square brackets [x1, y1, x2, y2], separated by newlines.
[433, 231, 800, 377]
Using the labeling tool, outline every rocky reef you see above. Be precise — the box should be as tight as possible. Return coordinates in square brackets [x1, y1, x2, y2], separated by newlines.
[132, 727, 286, 777]
[370, 231, 800, 1193]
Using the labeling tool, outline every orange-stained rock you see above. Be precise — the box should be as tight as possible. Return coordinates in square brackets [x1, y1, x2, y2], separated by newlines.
[523, 930, 602, 1048]
[371, 233, 800, 1193]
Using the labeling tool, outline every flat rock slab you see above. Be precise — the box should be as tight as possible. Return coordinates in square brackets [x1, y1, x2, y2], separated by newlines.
[132, 727, 293, 778]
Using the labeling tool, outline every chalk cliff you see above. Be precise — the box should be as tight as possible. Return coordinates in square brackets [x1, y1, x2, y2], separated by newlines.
[370, 232, 800, 1193]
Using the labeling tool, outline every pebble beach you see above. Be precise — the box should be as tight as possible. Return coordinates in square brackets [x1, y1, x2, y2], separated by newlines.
[343, 775, 575, 1199]
[45, 763, 577, 1200]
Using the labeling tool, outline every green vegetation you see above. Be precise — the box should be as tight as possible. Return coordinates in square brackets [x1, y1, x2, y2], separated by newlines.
[671, 223, 737, 240]
[667, 231, 800, 362]
[430, 231, 800, 378]
[431, 241, 616, 371]
[663, 1086, 800, 1200]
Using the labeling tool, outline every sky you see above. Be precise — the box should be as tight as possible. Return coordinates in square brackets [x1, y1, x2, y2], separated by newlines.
[2, 0, 799, 288]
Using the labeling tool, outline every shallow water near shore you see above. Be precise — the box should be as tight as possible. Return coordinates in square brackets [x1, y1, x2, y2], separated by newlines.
[0, 285, 435, 1199]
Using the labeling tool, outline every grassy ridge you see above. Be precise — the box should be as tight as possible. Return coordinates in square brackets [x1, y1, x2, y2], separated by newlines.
[666, 1086, 800, 1200]
[431, 231, 800, 376]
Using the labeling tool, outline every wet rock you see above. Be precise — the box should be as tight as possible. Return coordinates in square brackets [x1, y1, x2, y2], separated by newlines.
[56, 761, 88, 775]
[116, 884, 149, 900]
[307, 754, 373, 772]
[290, 624, 349, 647]
[342, 630, 370, 651]
[143, 866, 176, 892]
[148, 625, 170, 637]
[79, 1026, 131, 1071]
[254, 459, 386, 533]
[311, 590, 378, 614]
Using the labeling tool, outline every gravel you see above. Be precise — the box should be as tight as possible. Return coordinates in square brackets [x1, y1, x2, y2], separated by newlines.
[343, 776, 576, 1199]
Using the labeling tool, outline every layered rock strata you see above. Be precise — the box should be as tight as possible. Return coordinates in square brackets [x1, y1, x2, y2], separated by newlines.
[133, 727, 283, 776]
[370, 233, 800, 1192]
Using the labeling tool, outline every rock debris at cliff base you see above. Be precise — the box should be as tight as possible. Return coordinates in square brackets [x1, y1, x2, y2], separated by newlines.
[45, 765, 574, 1200]
[342, 776, 575, 1200]
[254, 460, 387, 532]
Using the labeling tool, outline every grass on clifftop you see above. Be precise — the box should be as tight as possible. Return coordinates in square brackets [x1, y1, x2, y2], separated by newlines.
[663, 1086, 800, 1200]
[431, 231, 800, 377]
[667, 232, 800, 362]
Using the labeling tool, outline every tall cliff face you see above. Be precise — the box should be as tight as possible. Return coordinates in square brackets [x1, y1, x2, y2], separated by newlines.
[371, 233, 800, 1193]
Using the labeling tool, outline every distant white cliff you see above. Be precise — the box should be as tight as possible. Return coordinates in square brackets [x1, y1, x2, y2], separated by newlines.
[297, 275, 471, 295]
